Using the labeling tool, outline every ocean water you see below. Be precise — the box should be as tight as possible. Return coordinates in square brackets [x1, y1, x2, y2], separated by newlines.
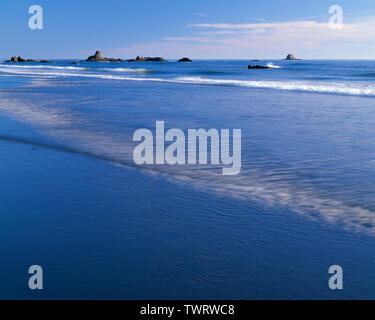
[0, 59, 375, 299]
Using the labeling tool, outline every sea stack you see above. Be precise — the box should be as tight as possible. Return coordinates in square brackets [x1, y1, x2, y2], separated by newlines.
[285, 54, 299, 60]
[86, 50, 104, 61]
[85, 50, 122, 62]
[178, 57, 192, 62]
[8, 56, 26, 62]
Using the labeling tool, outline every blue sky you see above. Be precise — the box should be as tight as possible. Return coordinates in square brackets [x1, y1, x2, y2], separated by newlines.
[1, 0, 375, 59]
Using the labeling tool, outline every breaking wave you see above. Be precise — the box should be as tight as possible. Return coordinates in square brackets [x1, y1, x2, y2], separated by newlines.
[173, 77, 375, 96]
[0, 64, 88, 71]
[1, 65, 375, 97]
[266, 63, 281, 69]
[101, 67, 154, 73]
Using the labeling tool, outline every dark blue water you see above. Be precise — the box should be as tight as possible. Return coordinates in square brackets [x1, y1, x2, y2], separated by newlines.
[0, 59, 375, 299]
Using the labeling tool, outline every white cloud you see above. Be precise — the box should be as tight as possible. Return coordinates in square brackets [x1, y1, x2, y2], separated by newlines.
[111, 18, 375, 59]
[193, 13, 207, 17]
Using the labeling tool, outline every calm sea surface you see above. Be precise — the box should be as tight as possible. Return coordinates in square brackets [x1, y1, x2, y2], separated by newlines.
[0, 59, 375, 299]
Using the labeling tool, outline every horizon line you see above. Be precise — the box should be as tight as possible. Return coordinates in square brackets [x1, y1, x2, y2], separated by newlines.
[2, 57, 375, 61]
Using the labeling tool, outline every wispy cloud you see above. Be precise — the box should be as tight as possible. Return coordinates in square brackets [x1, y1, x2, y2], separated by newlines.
[193, 13, 207, 17]
[189, 21, 328, 30]
[111, 18, 375, 59]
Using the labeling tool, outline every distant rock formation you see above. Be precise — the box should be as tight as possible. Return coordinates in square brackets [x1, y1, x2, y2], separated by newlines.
[6, 56, 53, 63]
[178, 57, 192, 62]
[7, 56, 26, 62]
[86, 50, 104, 61]
[85, 50, 122, 62]
[284, 54, 300, 60]
[248, 65, 270, 69]
[127, 56, 167, 62]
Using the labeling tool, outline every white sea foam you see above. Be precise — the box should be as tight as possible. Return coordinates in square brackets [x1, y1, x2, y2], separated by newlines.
[266, 63, 281, 69]
[174, 77, 375, 96]
[167, 169, 375, 234]
[101, 67, 151, 73]
[0, 64, 87, 71]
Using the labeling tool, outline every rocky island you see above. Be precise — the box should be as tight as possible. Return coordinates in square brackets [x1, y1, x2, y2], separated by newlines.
[6, 56, 54, 63]
[127, 56, 167, 62]
[248, 65, 270, 69]
[284, 54, 301, 60]
[178, 57, 192, 62]
[85, 50, 122, 62]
